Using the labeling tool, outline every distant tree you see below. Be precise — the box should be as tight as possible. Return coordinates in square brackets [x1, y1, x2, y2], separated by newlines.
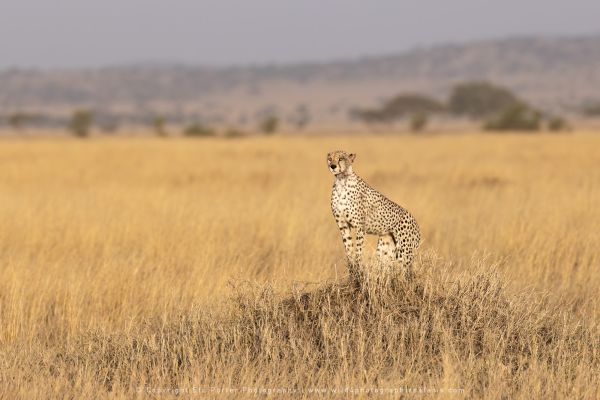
[483, 104, 541, 131]
[382, 94, 444, 117]
[152, 116, 167, 137]
[351, 93, 443, 125]
[410, 112, 428, 132]
[183, 123, 214, 137]
[449, 82, 523, 118]
[68, 110, 93, 138]
[547, 116, 569, 132]
[259, 115, 279, 134]
[7, 112, 31, 130]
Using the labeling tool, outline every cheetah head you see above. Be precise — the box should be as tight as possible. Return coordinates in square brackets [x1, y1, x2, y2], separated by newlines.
[327, 150, 356, 176]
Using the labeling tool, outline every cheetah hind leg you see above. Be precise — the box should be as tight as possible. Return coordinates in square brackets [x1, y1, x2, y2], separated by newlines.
[392, 231, 414, 278]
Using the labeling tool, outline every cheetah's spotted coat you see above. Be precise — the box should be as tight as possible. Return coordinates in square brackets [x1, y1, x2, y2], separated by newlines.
[327, 150, 420, 274]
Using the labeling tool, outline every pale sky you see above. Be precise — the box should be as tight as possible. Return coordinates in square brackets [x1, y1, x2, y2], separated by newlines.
[1, 0, 599, 68]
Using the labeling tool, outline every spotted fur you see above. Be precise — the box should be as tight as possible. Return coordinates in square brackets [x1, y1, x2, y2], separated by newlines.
[327, 150, 421, 273]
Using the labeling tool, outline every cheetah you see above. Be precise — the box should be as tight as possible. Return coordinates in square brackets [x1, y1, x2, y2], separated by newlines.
[327, 150, 420, 275]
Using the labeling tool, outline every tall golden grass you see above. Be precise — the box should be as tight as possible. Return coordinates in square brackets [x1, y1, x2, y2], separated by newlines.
[1, 132, 599, 398]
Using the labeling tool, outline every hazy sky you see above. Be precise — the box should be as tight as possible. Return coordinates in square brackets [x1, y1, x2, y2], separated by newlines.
[1, 0, 599, 68]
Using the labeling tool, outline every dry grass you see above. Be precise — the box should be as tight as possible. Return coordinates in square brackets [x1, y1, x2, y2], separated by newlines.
[0, 132, 599, 398]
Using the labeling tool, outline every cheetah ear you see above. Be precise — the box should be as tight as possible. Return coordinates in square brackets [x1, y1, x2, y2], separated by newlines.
[348, 153, 356, 162]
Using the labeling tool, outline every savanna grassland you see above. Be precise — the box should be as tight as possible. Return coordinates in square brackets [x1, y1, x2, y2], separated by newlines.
[0, 132, 599, 399]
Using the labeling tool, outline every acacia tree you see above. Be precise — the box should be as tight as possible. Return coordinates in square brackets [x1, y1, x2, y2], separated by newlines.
[259, 115, 279, 134]
[351, 93, 444, 125]
[68, 110, 93, 138]
[448, 82, 523, 118]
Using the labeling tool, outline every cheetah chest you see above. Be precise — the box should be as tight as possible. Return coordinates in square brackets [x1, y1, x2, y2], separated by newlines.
[331, 177, 359, 224]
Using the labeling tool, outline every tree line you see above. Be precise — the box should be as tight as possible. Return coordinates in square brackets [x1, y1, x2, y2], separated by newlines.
[351, 81, 571, 132]
[0, 109, 286, 138]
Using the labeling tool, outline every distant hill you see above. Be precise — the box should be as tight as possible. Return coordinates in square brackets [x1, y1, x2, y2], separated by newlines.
[2, 35, 600, 127]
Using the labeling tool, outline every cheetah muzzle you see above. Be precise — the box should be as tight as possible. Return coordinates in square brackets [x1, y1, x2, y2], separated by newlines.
[327, 150, 421, 277]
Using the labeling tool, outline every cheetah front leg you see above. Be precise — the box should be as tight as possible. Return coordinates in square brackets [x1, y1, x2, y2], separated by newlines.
[336, 219, 354, 265]
[354, 226, 365, 266]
